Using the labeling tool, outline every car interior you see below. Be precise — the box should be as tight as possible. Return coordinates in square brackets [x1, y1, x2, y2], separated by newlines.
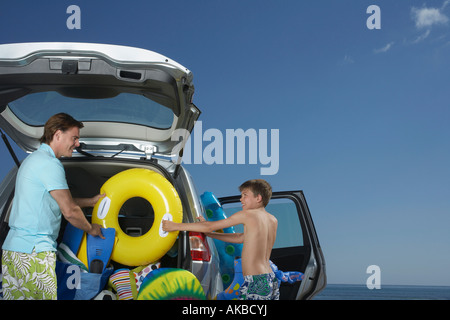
[60, 159, 180, 270]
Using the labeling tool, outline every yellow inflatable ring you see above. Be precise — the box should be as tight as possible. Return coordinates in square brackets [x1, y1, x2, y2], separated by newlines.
[92, 168, 183, 266]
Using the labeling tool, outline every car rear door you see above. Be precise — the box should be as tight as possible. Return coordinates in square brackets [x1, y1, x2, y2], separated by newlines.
[219, 190, 326, 300]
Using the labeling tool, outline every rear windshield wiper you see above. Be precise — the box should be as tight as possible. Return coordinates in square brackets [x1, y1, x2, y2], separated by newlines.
[75, 145, 95, 157]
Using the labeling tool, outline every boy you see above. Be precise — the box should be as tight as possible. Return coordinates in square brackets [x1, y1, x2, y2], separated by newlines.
[162, 179, 279, 300]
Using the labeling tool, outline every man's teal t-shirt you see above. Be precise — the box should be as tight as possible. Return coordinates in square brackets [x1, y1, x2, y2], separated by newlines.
[2, 143, 69, 253]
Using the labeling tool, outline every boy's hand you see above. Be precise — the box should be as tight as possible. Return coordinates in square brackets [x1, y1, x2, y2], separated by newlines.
[162, 220, 177, 232]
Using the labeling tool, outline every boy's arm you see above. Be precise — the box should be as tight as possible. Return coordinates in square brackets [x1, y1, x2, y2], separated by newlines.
[170, 215, 243, 243]
[163, 220, 216, 233]
[204, 232, 244, 243]
[163, 211, 245, 234]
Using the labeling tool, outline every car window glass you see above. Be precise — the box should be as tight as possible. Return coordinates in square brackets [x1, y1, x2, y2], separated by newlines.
[8, 91, 174, 129]
[221, 198, 303, 248]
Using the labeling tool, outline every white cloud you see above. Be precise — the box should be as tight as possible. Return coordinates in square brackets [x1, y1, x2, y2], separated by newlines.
[374, 42, 394, 54]
[412, 29, 431, 43]
[342, 54, 354, 64]
[338, 54, 354, 66]
[411, 6, 449, 29]
[409, 2, 449, 44]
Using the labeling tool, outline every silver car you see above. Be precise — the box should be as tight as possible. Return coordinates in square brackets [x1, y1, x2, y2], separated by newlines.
[0, 42, 326, 300]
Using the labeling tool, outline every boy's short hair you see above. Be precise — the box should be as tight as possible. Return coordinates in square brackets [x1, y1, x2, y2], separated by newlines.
[39, 113, 84, 144]
[239, 179, 272, 207]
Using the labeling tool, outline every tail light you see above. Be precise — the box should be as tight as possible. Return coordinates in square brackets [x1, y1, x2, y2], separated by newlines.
[189, 232, 211, 262]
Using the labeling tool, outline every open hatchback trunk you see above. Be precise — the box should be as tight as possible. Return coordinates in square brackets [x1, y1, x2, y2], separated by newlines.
[0, 42, 200, 160]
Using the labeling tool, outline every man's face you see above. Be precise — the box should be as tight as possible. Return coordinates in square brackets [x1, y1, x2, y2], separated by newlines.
[54, 126, 80, 158]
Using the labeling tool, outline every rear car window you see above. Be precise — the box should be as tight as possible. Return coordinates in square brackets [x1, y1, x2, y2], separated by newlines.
[8, 91, 174, 129]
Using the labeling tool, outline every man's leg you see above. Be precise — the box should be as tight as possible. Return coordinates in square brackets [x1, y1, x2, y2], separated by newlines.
[2, 249, 57, 300]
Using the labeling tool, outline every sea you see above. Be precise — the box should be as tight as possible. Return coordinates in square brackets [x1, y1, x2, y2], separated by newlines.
[313, 284, 450, 300]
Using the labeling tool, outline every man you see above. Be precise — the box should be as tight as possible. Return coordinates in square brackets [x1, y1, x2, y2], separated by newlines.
[163, 179, 279, 300]
[1, 113, 104, 300]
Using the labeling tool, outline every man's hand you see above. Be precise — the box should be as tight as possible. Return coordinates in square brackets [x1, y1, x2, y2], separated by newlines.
[73, 193, 106, 208]
[88, 223, 105, 239]
[89, 193, 106, 207]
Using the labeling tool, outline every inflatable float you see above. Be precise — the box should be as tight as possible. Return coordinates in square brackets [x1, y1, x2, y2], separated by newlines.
[90, 168, 183, 266]
[200, 192, 242, 288]
[216, 258, 305, 300]
[137, 268, 205, 300]
[108, 261, 161, 300]
[216, 258, 244, 300]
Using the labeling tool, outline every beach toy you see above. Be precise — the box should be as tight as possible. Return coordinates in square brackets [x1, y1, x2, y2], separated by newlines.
[216, 258, 244, 300]
[108, 268, 134, 300]
[93, 290, 116, 300]
[108, 261, 161, 300]
[87, 228, 116, 273]
[137, 268, 205, 300]
[200, 191, 243, 287]
[91, 168, 183, 266]
[133, 262, 161, 293]
[76, 233, 88, 269]
[216, 258, 304, 300]
[61, 222, 84, 255]
[270, 260, 304, 286]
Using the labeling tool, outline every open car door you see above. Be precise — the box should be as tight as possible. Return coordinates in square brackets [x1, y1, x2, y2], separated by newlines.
[219, 191, 326, 300]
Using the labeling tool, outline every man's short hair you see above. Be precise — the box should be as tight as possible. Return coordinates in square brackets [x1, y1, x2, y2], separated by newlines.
[39, 113, 84, 144]
[239, 179, 272, 207]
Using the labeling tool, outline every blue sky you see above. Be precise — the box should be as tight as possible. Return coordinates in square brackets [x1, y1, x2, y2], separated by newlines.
[1, 1, 449, 286]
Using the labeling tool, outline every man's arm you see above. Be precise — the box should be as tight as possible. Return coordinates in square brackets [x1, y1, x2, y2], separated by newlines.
[50, 189, 104, 238]
[73, 193, 105, 208]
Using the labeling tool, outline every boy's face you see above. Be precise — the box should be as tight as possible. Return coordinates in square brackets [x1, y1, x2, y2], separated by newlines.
[240, 188, 262, 210]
